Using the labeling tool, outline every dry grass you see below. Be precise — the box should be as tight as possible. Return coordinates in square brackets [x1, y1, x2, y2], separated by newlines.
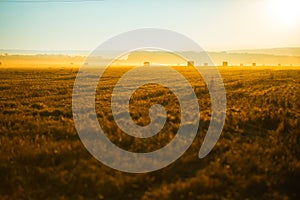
[0, 66, 299, 199]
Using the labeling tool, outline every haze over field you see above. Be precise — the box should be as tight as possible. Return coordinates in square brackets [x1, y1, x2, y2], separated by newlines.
[1, 47, 300, 67]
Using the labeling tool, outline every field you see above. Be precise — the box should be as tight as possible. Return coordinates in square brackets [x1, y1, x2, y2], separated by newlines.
[0, 65, 299, 199]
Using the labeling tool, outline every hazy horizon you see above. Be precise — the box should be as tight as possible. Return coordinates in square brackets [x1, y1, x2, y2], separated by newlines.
[1, 47, 300, 66]
[1, 46, 300, 56]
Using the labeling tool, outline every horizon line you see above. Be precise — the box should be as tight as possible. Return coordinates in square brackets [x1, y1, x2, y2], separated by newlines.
[1, 46, 300, 52]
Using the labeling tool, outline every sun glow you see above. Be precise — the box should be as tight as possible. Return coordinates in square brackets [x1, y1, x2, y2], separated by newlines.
[267, 0, 300, 26]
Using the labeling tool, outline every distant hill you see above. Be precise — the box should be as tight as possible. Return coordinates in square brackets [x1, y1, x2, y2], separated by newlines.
[115, 47, 300, 66]
[120, 50, 300, 66]
[226, 47, 300, 57]
[0, 49, 90, 56]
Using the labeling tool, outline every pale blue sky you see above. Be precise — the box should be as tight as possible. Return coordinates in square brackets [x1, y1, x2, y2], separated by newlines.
[0, 0, 299, 51]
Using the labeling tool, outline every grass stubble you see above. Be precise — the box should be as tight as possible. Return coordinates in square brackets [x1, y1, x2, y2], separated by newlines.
[0, 65, 299, 199]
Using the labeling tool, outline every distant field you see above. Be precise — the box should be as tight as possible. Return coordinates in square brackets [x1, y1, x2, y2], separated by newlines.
[0, 65, 299, 199]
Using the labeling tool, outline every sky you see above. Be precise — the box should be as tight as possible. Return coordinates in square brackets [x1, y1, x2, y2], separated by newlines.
[0, 0, 299, 52]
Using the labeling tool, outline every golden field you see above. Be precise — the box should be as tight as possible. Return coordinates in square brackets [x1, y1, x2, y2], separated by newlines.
[0, 57, 299, 199]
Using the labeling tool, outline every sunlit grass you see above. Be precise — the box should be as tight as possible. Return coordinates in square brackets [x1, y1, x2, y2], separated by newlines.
[0, 66, 299, 199]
